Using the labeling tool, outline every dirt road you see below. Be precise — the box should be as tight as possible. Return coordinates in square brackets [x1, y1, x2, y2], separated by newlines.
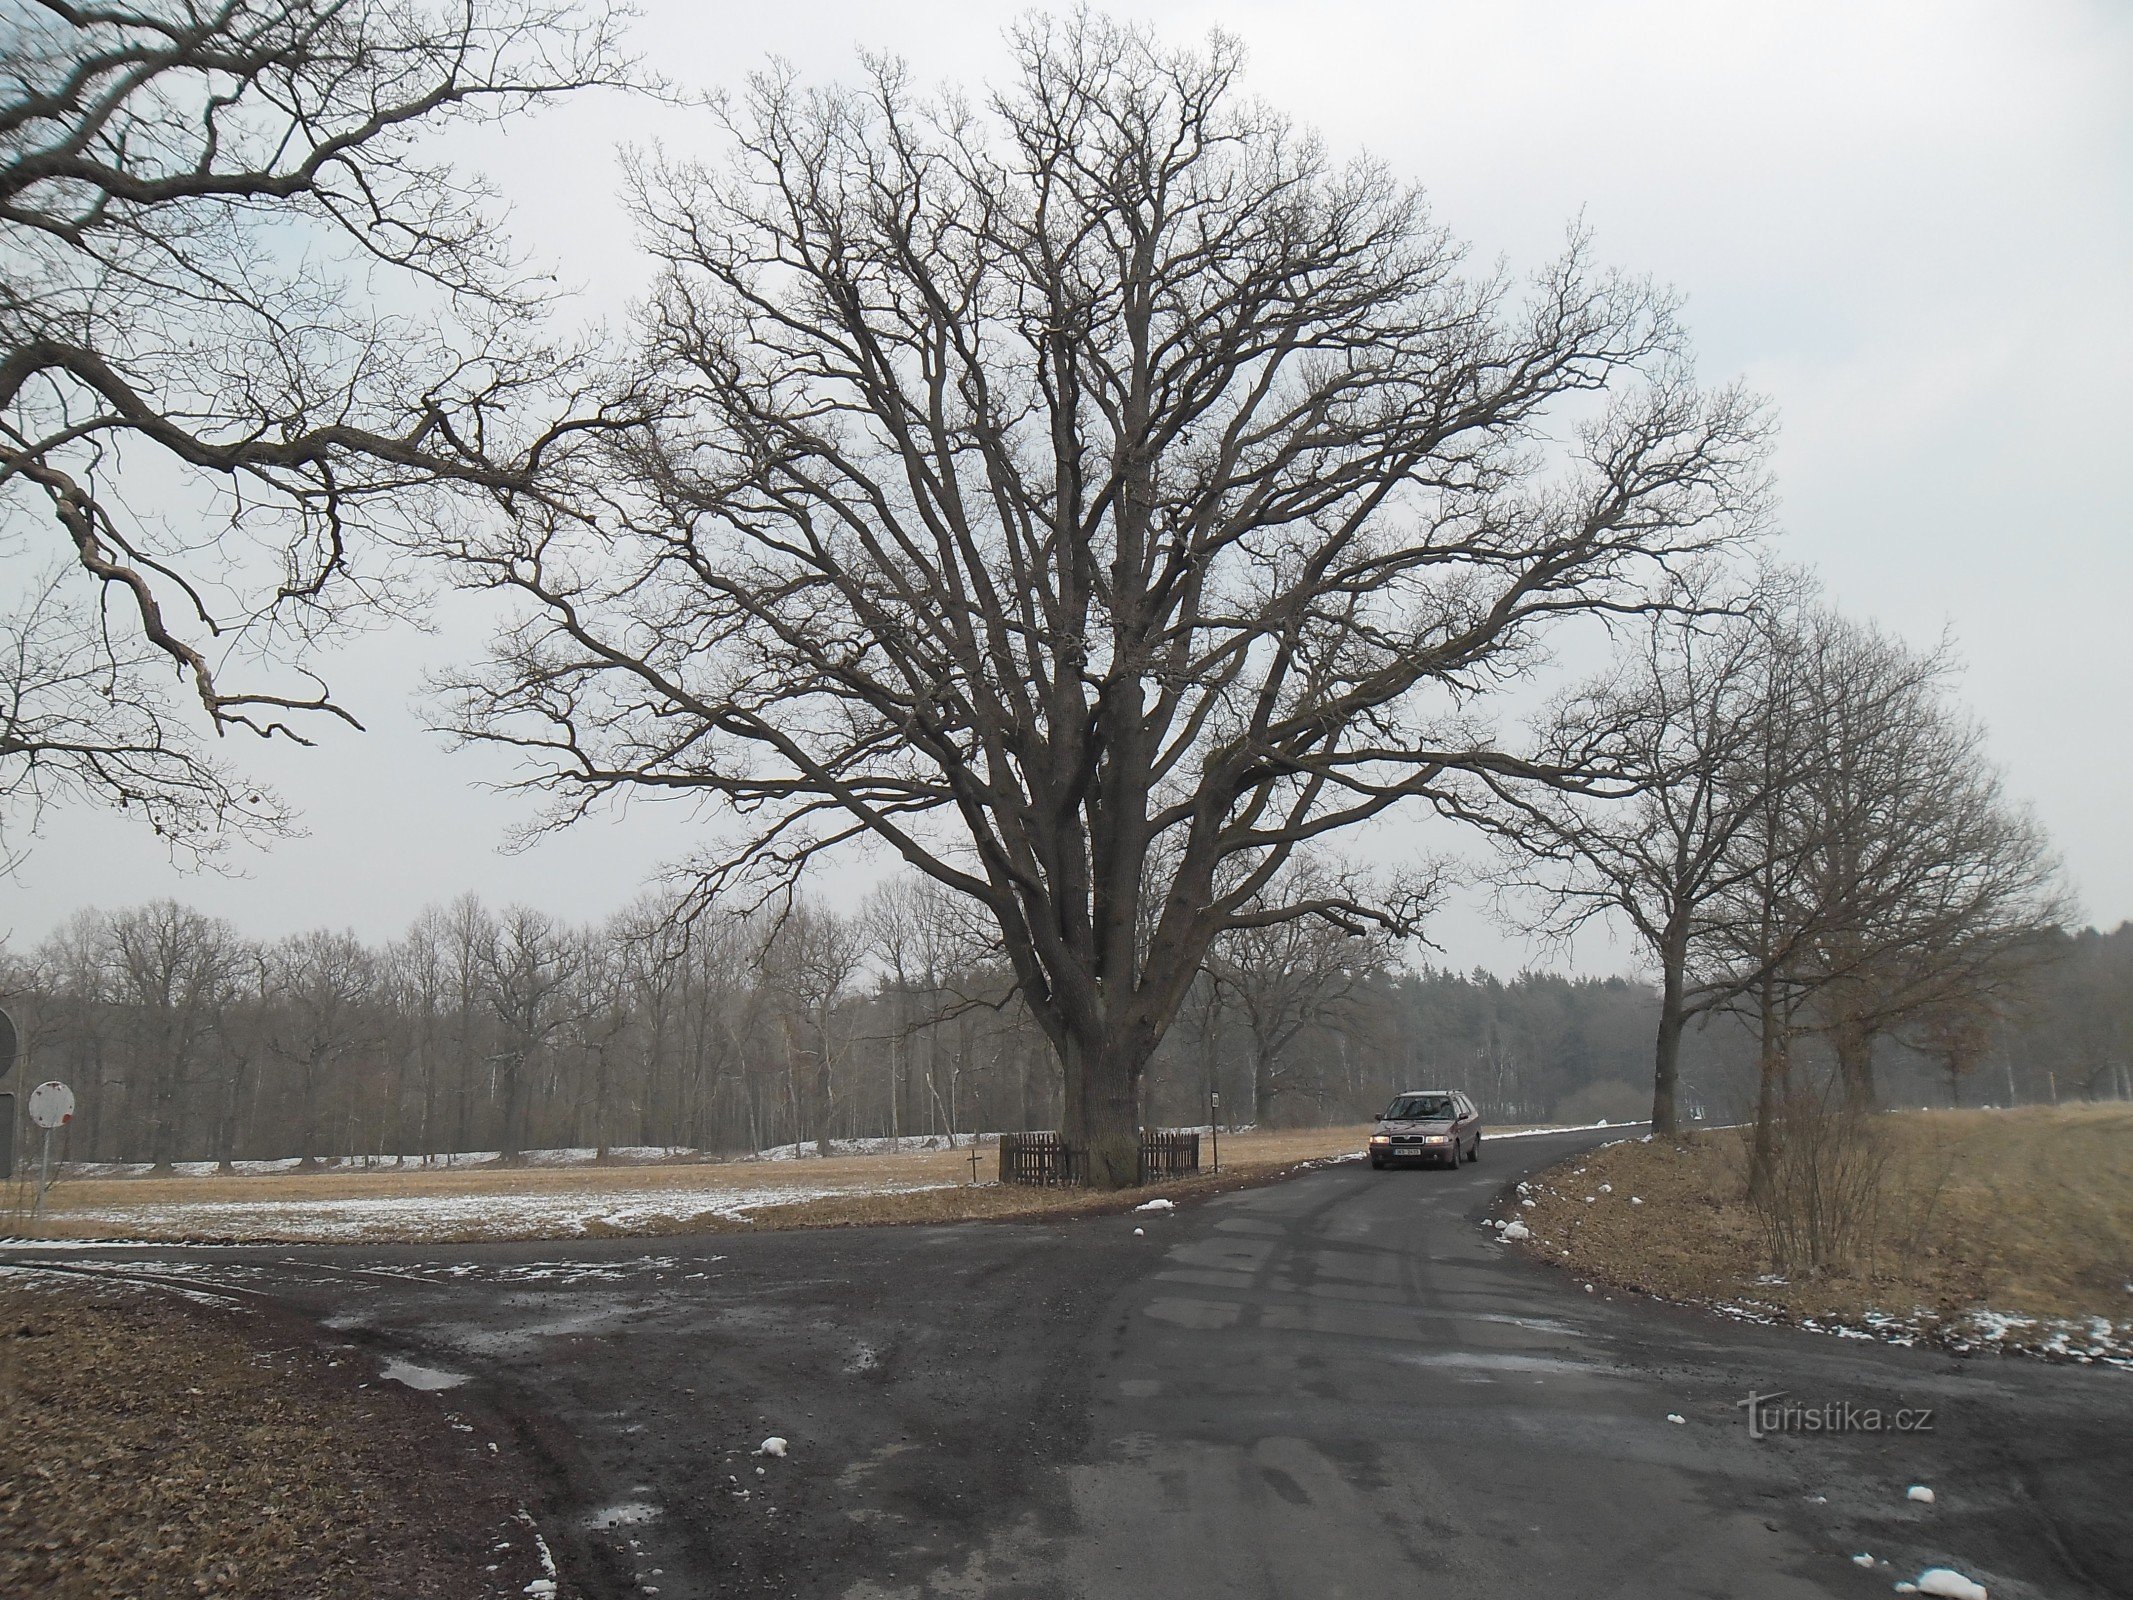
[6, 1128, 2124, 1599]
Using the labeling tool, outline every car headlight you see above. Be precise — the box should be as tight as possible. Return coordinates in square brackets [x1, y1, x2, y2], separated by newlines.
[1425, 1135, 1450, 1143]
[1368, 1134, 1391, 1145]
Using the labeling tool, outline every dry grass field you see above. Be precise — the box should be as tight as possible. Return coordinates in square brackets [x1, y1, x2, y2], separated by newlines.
[1512, 1104, 2133, 1351]
[0, 1125, 1391, 1244]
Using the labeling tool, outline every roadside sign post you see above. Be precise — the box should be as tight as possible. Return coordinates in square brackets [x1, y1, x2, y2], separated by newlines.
[0, 1004, 16, 1184]
[27, 1080, 74, 1213]
[1209, 1092, 1220, 1174]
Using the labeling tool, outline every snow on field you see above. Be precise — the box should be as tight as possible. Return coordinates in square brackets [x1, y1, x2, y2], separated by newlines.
[28, 1180, 959, 1245]
[58, 1147, 704, 1179]
[748, 1133, 989, 1161]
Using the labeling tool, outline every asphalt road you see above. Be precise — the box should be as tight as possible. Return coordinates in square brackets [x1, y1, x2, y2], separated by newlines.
[8, 1128, 2128, 1600]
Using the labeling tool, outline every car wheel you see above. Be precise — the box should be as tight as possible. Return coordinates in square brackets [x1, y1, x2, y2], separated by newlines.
[1469, 1135, 1481, 1164]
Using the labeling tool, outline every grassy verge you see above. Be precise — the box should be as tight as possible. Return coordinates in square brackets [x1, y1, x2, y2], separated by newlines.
[0, 1278, 556, 1599]
[1508, 1104, 2133, 1362]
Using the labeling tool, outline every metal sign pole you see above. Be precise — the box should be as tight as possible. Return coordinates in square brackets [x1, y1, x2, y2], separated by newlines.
[25, 1080, 73, 1215]
[0, 1004, 16, 1187]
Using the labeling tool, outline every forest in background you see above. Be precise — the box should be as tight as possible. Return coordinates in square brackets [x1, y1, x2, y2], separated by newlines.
[4, 895, 2125, 1171]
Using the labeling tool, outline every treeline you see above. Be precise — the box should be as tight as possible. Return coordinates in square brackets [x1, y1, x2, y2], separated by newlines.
[3, 892, 2124, 1169]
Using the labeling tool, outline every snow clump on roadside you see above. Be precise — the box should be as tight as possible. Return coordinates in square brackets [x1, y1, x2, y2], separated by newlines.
[1134, 1198, 1176, 1212]
[1915, 1568, 1986, 1600]
[757, 1437, 788, 1458]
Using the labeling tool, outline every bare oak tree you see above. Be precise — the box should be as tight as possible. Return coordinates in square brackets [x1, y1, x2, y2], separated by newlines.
[1, 564, 289, 863]
[1207, 856, 1403, 1124]
[442, 18, 1767, 1184]
[1, 0, 632, 847]
[1756, 613, 2070, 1110]
[1487, 572, 1809, 1136]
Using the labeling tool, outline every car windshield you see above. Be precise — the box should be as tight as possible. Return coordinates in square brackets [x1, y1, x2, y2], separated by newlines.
[1384, 1095, 1454, 1121]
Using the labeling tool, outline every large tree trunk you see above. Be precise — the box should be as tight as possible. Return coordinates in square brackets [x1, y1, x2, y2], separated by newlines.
[1832, 1015, 1877, 1111]
[1251, 1035, 1278, 1130]
[212, 1059, 247, 1175]
[1651, 938, 1689, 1138]
[1061, 1031, 1147, 1189]
[146, 1043, 179, 1174]
[497, 1051, 527, 1165]
[298, 1059, 323, 1170]
[1748, 974, 1788, 1203]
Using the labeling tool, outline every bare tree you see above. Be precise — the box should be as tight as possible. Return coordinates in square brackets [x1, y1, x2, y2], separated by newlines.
[103, 899, 245, 1169]
[1737, 613, 2070, 1112]
[442, 18, 1766, 1185]
[0, 566, 290, 864]
[477, 903, 577, 1163]
[0, 0, 633, 847]
[1488, 573, 1809, 1136]
[762, 899, 863, 1155]
[1207, 858, 1402, 1124]
[262, 927, 377, 1167]
[1908, 995, 1998, 1108]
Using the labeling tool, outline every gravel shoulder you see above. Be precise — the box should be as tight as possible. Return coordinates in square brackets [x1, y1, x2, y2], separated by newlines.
[0, 1273, 563, 1600]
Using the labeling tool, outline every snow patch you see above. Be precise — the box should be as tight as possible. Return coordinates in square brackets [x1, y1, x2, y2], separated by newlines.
[1906, 1485, 1935, 1504]
[588, 1502, 661, 1529]
[380, 1357, 469, 1392]
[29, 1181, 957, 1244]
[757, 1436, 788, 1458]
[1134, 1198, 1176, 1213]
[1916, 1568, 1987, 1600]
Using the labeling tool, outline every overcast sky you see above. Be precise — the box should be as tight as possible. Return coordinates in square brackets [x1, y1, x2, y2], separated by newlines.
[7, 0, 2129, 976]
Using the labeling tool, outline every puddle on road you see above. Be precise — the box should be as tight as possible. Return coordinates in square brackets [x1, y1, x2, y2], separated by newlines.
[1473, 1312, 1581, 1336]
[1393, 1350, 1612, 1377]
[1143, 1297, 1242, 1330]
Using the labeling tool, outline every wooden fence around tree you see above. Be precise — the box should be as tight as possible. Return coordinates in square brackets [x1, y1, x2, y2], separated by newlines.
[1137, 1129, 1200, 1183]
[998, 1129, 1201, 1188]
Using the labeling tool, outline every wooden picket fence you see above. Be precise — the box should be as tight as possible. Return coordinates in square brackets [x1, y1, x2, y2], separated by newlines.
[998, 1129, 1201, 1188]
[1138, 1129, 1200, 1183]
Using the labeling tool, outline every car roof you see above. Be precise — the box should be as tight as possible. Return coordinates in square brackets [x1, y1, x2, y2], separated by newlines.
[1389, 1088, 1460, 1098]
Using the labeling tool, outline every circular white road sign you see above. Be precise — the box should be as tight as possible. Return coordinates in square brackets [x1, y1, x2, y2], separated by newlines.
[27, 1080, 74, 1130]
